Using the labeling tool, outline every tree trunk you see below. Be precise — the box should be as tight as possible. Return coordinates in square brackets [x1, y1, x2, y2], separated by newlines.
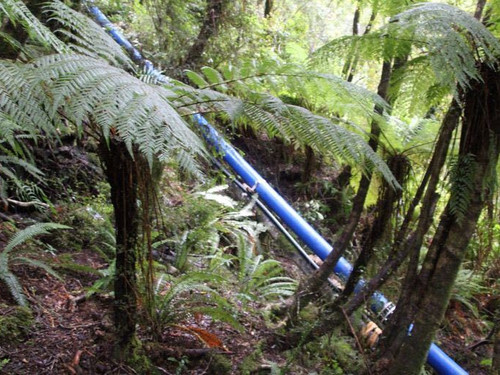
[342, 4, 376, 83]
[301, 145, 317, 184]
[99, 139, 140, 358]
[182, 0, 229, 69]
[283, 60, 392, 326]
[387, 62, 500, 375]
[339, 154, 409, 301]
[264, 0, 274, 18]
[474, 0, 487, 20]
[342, 96, 462, 318]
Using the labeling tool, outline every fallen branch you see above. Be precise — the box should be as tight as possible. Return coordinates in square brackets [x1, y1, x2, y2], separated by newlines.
[6, 198, 50, 208]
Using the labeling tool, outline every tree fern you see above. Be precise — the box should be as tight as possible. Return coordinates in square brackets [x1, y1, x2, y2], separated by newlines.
[9, 53, 206, 172]
[311, 3, 500, 116]
[390, 3, 500, 89]
[181, 62, 399, 187]
[1, 2, 207, 176]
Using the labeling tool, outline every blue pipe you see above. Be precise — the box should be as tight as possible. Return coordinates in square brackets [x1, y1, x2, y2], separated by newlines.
[84, 3, 468, 374]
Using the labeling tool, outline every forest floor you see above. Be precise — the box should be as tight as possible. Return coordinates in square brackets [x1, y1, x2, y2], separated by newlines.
[0, 237, 309, 374]
[0, 219, 493, 375]
[0, 137, 495, 374]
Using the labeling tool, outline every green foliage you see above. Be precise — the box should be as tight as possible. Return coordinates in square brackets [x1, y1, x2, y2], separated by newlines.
[0, 358, 9, 371]
[450, 268, 488, 318]
[391, 3, 500, 88]
[0, 303, 33, 343]
[311, 2, 500, 116]
[146, 271, 242, 338]
[159, 185, 297, 303]
[235, 233, 297, 302]
[466, 206, 500, 269]
[182, 61, 399, 188]
[0, 154, 46, 208]
[0, 222, 70, 306]
[1, 2, 207, 177]
[0, 0, 67, 55]
[124, 0, 205, 66]
[300, 333, 361, 375]
[47, 1, 133, 69]
[87, 259, 116, 297]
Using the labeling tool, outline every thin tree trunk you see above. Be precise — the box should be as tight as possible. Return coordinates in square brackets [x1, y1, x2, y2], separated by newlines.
[264, 0, 274, 18]
[339, 154, 409, 302]
[342, 4, 376, 82]
[301, 145, 317, 184]
[182, 0, 229, 69]
[474, 0, 487, 20]
[99, 139, 140, 358]
[283, 60, 392, 326]
[342, 96, 462, 318]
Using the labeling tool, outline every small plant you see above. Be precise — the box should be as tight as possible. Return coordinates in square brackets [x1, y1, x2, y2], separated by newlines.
[0, 222, 71, 306]
[449, 268, 488, 318]
[236, 236, 297, 302]
[145, 270, 242, 339]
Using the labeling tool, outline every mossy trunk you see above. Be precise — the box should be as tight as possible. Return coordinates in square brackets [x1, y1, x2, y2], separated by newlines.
[99, 139, 140, 359]
[386, 63, 500, 375]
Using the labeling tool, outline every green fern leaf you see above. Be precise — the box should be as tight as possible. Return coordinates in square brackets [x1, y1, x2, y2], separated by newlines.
[0, 268, 27, 306]
[185, 70, 209, 88]
[0, 0, 67, 54]
[4, 222, 71, 253]
[15, 257, 62, 281]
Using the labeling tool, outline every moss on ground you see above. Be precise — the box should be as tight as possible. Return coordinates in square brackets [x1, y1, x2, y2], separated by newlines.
[0, 304, 34, 342]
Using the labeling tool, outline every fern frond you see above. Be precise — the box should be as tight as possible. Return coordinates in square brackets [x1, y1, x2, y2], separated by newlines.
[310, 32, 390, 72]
[312, 3, 500, 115]
[0, 155, 44, 181]
[45, 1, 133, 70]
[390, 3, 500, 90]
[24, 53, 205, 173]
[389, 56, 449, 117]
[0, 0, 66, 54]
[258, 278, 298, 298]
[0, 266, 27, 306]
[0, 60, 60, 139]
[4, 222, 71, 253]
[14, 257, 62, 280]
[181, 61, 398, 186]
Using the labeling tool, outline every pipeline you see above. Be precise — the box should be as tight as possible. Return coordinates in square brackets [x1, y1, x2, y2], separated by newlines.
[84, 3, 468, 374]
